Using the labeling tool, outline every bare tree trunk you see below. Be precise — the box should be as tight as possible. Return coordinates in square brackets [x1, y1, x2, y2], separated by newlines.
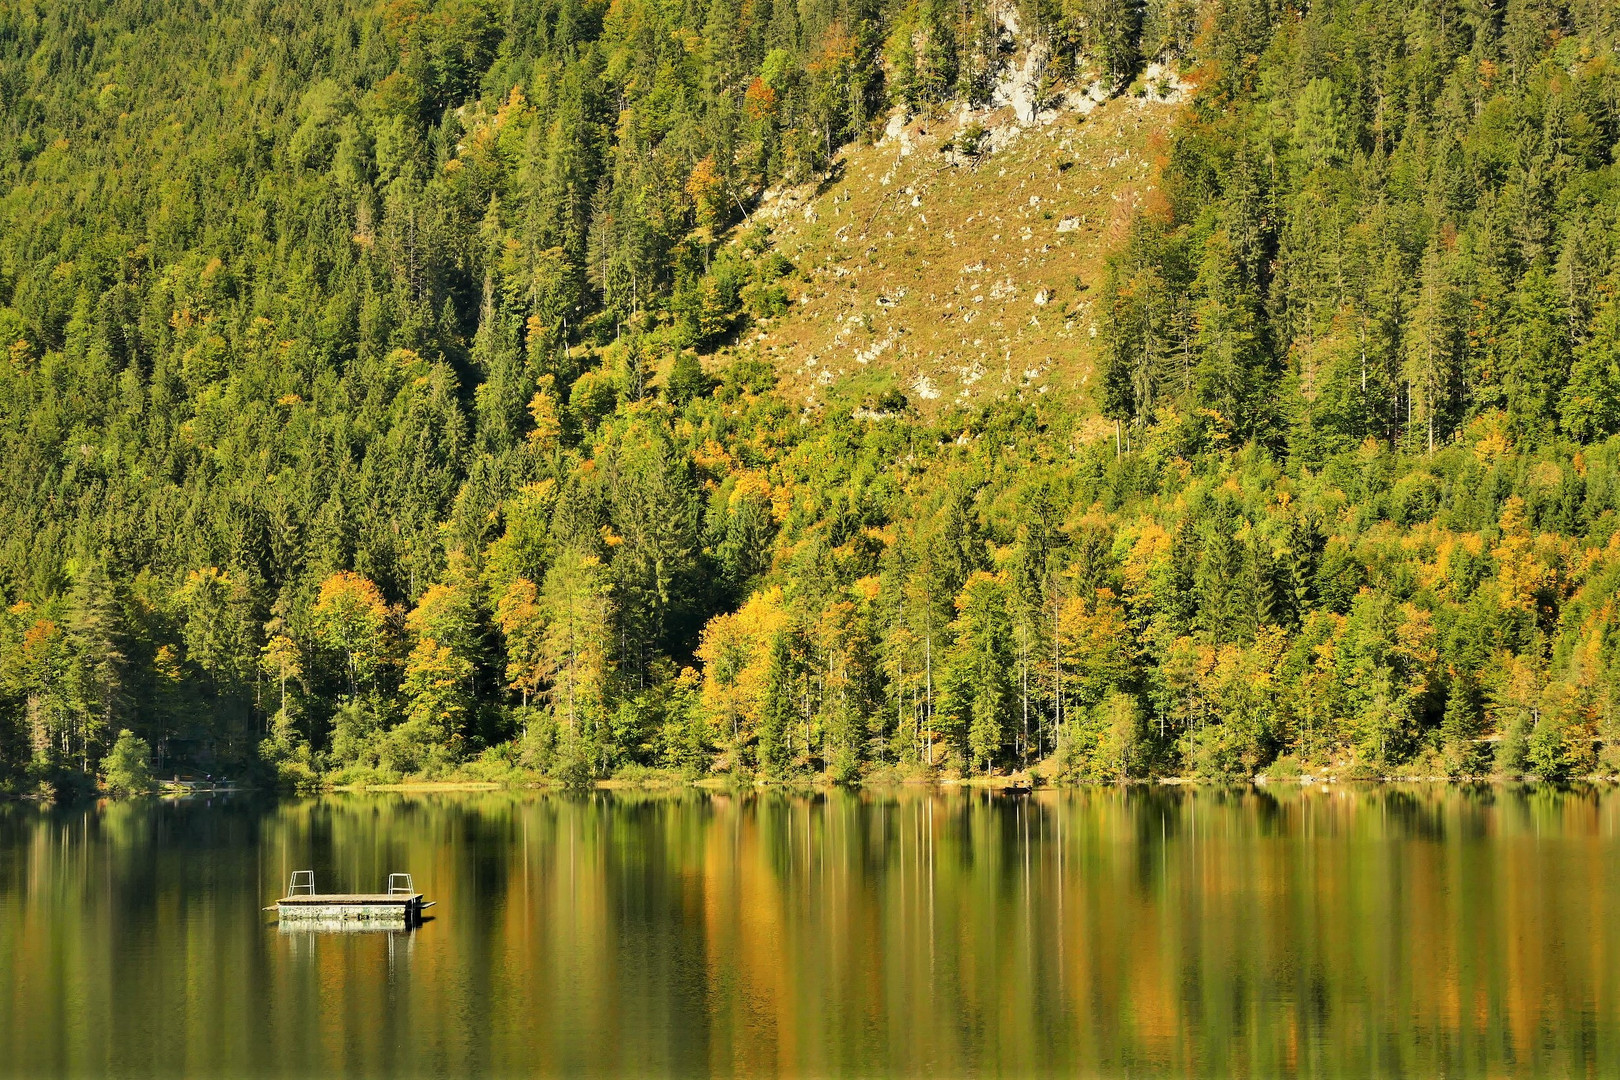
[1052, 599, 1062, 753]
[1020, 628, 1029, 768]
[28, 693, 47, 760]
[924, 631, 934, 766]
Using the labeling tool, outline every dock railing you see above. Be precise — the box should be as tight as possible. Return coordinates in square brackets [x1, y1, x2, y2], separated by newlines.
[288, 870, 316, 896]
[387, 873, 415, 895]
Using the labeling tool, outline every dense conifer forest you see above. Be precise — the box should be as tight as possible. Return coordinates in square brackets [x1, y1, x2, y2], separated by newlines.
[2, 0, 1620, 794]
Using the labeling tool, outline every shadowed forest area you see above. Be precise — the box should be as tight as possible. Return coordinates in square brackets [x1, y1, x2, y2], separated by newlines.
[2, 0, 1620, 794]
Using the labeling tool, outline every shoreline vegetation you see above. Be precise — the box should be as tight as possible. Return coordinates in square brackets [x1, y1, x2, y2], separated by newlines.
[337, 771, 1620, 792]
[19, 761, 1620, 804]
[5, 3, 1620, 802]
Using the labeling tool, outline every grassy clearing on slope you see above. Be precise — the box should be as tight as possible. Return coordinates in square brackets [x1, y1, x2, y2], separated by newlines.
[727, 90, 1185, 415]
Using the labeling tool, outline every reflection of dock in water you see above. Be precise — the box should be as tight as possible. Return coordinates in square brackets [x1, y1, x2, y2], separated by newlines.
[277, 917, 424, 934]
[277, 914, 420, 977]
[269, 872, 434, 928]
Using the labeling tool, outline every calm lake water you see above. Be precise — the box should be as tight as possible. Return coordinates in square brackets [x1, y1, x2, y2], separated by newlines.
[1, 785, 1617, 1078]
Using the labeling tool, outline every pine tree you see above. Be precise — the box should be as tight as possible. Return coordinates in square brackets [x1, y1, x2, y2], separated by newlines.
[1439, 674, 1487, 776]
[66, 563, 129, 772]
[943, 571, 1014, 772]
[1560, 284, 1620, 442]
[1196, 524, 1244, 643]
[666, 350, 714, 407]
[1402, 242, 1466, 454]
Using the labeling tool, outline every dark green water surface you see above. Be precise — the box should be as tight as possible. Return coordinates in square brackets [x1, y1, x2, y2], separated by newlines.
[2, 785, 1617, 1078]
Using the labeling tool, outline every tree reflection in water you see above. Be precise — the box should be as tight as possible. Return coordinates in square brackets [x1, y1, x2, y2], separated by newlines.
[0, 784, 1614, 1077]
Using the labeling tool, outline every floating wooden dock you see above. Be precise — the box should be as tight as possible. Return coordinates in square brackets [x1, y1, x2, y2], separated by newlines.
[271, 872, 433, 927]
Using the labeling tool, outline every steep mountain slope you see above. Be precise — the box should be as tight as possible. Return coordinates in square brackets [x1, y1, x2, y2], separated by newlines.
[729, 82, 1188, 413]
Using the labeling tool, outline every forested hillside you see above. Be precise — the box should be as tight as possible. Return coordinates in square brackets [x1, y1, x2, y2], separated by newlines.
[2, 0, 1619, 794]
